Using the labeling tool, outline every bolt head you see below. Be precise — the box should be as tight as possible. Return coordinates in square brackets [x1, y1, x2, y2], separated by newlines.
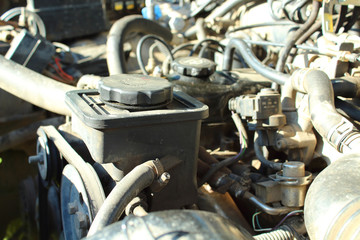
[159, 172, 170, 184]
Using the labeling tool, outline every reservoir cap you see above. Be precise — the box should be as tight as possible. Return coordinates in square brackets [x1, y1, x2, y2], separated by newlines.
[99, 74, 173, 108]
[172, 57, 216, 77]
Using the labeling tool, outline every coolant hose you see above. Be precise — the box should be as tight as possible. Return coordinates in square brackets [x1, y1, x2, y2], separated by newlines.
[87, 159, 163, 236]
[0, 55, 75, 116]
[276, 0, 320, 72]
[222, 38, 289, 85]
[331, 76, 360, 98]
[291, 69, 360, 153]
[106, 15, 173, 75]
[304, 153, 360, 240]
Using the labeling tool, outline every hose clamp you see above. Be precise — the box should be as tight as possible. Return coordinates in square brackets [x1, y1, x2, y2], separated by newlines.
[327, 118, 359, 152]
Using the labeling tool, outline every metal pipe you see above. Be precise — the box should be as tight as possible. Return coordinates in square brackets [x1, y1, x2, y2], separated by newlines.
[0, 55, 75, 116]
[87, 159, 164, 236]
[222, 38, 289, 85]
[243, 192, 293, 215]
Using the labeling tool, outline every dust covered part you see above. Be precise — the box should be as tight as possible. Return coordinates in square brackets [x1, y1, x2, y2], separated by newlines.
[0, 0, 360, 239]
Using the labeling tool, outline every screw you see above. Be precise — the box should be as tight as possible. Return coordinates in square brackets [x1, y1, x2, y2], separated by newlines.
[74, 212, 89, 238]
[76, 212, 89, 229]
[159, 172, 170, 185]
[68, 202, 78, 215]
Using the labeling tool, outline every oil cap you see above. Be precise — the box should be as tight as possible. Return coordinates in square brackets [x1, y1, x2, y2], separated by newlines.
[172, 57, 216, 77]
[99, 74, 173, 109]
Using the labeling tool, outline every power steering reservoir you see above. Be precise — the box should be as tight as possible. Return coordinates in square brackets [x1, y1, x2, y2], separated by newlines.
[65, 74, 208, 210]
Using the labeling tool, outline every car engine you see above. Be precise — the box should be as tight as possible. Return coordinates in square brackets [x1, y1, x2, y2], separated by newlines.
[1, 0, 360, 239]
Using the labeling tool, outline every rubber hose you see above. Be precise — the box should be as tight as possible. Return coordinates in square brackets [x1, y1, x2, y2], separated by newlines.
[87, 160, 161, 236]
[222, 38, 289, 85]
[344, 6, 360, 32]
[0, 55, 75, 116]
[332, 77, 360, 98]
[106, 15, 173, 75]
[286, 21, 322, 64]
[276, 0, 320, 72]
[291, 69, 360, 153]
[184, 0, 259, 38]
[254, 131, 282, 171]
[334, 5, 348, 33]
[335, 98, 360, 122]
[254, 225, 294, 240]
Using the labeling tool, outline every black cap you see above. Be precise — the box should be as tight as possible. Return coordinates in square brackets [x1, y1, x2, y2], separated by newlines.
[172, 57, 216, 77]
[99, 74, 173, 107]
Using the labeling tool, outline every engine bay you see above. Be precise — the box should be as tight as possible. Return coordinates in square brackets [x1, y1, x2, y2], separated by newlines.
[1, 0, 360, 239]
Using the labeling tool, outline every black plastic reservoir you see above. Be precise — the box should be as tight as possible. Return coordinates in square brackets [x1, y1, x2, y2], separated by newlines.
[65, 74, 208, 210]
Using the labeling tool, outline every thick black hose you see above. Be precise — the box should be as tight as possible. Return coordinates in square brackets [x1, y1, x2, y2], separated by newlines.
[87, 160, 162, 236]
[223, 38, 290, 85]
[106, 15, 172, 75]
[332, 77, 360, 98]
[335, 98, 360, 122]
[276, 0, 320, 72]
[0, 55, 75, 115]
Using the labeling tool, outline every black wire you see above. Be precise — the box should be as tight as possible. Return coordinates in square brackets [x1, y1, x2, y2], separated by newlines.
[286, 20, 321, 64]
[198, 153, 244, 187]
[189, 39, 225, 56]
[275, 0, 320, 72]
[172, 43, 195, 55]
[286, 0, 309, 23]
[136, 35, 174, 75]
[254, 131, 282, 171]
[226, 21, 298, 36]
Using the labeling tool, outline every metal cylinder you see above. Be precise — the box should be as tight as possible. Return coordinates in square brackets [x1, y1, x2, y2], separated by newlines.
[304, 153, 360, 240]
[276, 161, 311, 207]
